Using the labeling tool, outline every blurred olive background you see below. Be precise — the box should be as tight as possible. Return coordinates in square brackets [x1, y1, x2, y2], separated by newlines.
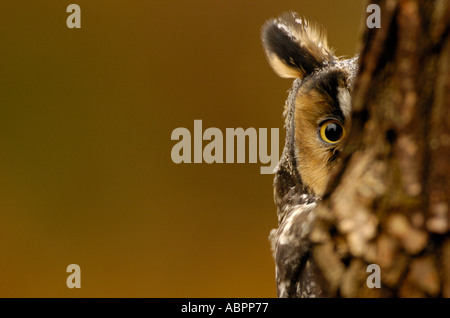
[0, 1, 364, 297]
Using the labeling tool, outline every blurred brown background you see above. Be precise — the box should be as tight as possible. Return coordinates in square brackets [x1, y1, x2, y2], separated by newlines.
[0, 1, 364, 297]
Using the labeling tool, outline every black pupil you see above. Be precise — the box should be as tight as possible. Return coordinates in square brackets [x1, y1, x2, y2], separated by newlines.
[325, 123, 342, 141]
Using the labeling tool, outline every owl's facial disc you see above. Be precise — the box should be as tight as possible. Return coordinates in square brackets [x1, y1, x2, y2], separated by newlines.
[293, 71, 351, 197]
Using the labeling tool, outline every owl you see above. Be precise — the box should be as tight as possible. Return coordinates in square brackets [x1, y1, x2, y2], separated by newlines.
[261, 12, 359, 297]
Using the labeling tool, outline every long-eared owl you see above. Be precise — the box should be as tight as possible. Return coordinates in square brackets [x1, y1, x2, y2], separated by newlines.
[261, 12, 359, 298]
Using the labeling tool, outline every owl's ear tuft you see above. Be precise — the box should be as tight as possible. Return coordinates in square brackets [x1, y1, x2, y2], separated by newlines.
[261, 12, 336, 79]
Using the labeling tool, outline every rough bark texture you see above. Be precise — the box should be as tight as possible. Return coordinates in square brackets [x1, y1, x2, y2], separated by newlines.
[310, 0, 450, 297]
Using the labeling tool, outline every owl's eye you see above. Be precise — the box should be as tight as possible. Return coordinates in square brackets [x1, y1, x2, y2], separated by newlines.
[319, 120, 345, 144]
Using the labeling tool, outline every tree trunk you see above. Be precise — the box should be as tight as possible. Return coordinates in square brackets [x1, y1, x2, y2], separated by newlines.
[311, 0, 450, 297]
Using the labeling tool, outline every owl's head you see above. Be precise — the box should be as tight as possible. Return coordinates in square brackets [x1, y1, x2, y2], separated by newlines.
[262, 12, 358, 198]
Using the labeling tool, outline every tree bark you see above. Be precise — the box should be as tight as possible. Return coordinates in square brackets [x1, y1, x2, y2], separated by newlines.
[311, 0, 450, 297]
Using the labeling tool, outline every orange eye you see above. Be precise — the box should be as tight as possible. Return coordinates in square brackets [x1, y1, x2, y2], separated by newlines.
[319, 120, 345, 144]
